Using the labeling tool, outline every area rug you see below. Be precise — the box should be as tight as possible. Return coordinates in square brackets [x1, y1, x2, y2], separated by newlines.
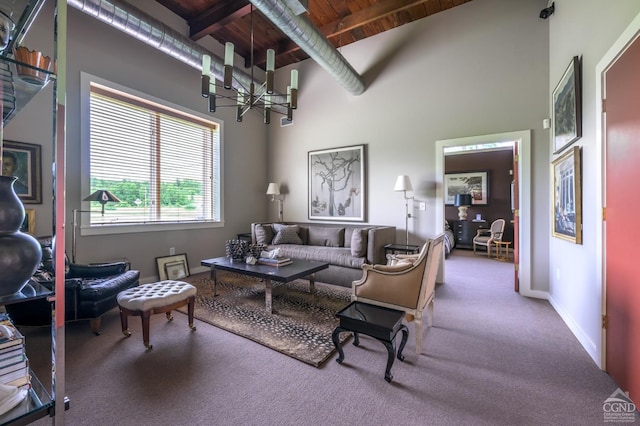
[178, 271, 352, 367]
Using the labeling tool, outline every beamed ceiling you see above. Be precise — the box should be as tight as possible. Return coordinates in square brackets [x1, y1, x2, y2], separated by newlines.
[154, 0, 473, 70]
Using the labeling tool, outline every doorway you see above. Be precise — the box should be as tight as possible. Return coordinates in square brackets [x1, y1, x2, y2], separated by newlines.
[436, 130, 540, 298]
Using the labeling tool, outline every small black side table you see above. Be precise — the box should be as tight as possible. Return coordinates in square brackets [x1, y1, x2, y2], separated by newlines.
[237, 232, 252, 242]
[384, 243, 420, 256]
[332, 301, 408, 382]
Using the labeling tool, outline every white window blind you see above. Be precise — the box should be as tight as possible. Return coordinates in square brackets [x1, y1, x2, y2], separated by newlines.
[88, 82, 220, 226]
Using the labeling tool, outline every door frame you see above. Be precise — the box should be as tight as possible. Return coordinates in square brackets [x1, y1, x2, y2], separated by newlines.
[436, 130, 541, 298]
[595, 11, 640, 369]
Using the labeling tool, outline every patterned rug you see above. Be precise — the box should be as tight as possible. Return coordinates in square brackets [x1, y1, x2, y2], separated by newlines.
[178, 271, 352, 367]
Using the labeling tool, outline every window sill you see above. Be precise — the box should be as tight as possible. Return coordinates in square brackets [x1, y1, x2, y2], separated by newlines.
[81, 220, 224, 236]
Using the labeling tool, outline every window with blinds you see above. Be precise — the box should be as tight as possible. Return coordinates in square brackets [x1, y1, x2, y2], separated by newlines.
[87, 81, 221, 227]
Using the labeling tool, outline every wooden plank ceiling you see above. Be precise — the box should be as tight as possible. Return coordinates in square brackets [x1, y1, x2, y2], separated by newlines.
[154, 0, 472, 70]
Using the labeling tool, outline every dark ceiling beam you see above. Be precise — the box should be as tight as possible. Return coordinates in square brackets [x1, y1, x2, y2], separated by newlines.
[189, 1, 252, 41]
[263, 0, 430, 65]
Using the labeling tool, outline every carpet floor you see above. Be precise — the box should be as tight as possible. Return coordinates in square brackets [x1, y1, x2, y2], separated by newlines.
[21, 249, 637, 425]
[179, 271, 352, 367]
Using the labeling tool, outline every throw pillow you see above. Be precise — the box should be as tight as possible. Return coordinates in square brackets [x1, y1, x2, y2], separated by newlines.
[272, 225, 303, 245]
[350, 228, 367, 257]
[308, 227, 344, 247]
[254, 224, 274, 245]
[372, 262, 413, 272]
[387, 254, 419, 266]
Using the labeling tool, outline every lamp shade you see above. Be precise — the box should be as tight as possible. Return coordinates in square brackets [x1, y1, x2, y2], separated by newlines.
[266, 183, 280, 195]
[454, 193, 473, 207]
[393, 175, 413, 192]
[83, 189, 120, 204]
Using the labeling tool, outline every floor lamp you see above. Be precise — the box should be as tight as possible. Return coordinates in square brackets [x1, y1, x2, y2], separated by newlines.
[266, 183, 283, 222]
[72, 190, 120, 263]
[394, 175, 414, 246]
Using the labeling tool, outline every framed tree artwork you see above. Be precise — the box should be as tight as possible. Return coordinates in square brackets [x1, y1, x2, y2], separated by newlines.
[552, 146, 582, 244]
[553, 56, 582, 154]
[308, 145, 365, 221]
[1, 140, 42, 204]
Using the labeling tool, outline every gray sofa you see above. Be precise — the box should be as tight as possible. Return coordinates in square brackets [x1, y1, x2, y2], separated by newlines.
[251, 222, 396, 288]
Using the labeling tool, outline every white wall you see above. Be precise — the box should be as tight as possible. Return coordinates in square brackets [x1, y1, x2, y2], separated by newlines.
[268, 0, 551, 288]
[547, 0, 640, 366]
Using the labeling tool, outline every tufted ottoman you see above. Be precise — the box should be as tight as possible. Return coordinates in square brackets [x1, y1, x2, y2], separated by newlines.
[116, 280, 197, 350]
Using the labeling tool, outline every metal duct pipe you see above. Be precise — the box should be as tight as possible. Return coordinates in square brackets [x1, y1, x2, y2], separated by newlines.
[67, 0, 261, 95]
[249, 0, 366, 96]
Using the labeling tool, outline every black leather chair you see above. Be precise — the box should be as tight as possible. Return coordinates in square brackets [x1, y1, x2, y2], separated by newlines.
[64, 261, 140, 334]
[7, 236, 140, 334]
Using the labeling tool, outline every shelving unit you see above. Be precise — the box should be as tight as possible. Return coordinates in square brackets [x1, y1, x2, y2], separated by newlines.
[453, 220, 487, 249]
[0, 0, 66, 424]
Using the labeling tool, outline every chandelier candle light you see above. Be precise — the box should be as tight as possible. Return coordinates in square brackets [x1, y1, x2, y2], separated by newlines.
[394, 175, 414, 246]
[200, 6, 298, 124]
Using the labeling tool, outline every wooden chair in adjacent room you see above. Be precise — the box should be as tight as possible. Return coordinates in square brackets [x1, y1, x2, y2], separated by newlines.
[472, 218, 506, 257]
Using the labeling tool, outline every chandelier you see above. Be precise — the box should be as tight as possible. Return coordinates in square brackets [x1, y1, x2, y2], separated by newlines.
[200, 5, 298, 124]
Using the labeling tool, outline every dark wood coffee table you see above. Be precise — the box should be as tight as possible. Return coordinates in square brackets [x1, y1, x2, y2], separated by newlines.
[200, 257, 329, 314]
[332, 301, 408, 382]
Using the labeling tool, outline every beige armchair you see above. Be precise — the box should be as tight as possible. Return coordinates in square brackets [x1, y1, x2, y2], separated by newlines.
[352, 234, 444, 355]
[472, 218, 505, 256]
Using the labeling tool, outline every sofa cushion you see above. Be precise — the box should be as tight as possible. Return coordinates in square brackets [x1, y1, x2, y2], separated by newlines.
[272, 224, 303, 245]
[254, 224, 274, 245]
[266, 245, 366, 269]
[308, 226, 344, 247]
[350, 228, 368, 257]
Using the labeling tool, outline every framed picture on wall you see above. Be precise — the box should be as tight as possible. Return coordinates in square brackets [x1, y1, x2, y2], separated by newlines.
[308, 145, 366, 221]
[553, 56, 582, 154]
[20, 209, 36, 235]
[552, 146, 582, 244]
[444, 171, 489, 205]
[1, 140, 42, 204]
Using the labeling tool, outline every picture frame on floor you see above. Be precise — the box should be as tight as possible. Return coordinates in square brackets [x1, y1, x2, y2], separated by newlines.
[156, 254, 190, 280]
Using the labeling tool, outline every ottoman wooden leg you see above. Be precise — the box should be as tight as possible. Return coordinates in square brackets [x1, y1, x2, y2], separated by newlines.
[141, 310, 152, 350]
[187, 296, 196, 331]
[90, 318, 103, 336]
[166, 311, 173, 322]
[119, 307, 131, 338]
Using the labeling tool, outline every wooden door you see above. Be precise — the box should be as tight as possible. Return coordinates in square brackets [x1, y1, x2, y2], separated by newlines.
[604, 33, 640, 404]
[512, 143, 519, 292]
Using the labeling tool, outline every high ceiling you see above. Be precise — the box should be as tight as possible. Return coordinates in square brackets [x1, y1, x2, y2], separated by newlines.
[154, 0, 473, 70]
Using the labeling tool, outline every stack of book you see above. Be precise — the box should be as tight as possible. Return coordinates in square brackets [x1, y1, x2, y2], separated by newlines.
[257, 256, 292, 267]
[0, 315, 30, 389]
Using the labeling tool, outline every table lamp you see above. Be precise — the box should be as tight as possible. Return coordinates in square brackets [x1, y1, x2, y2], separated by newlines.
[454, 193, 473, 220]
[72, 189, 120, 262]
